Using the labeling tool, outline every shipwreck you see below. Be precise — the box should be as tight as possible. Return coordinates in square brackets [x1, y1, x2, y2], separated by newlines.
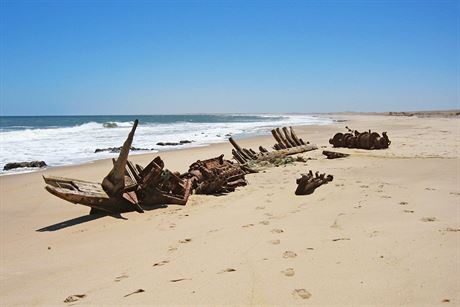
[329, 127, 390, 150]
[44, 120, 193, 214]
[43, 120, 251, 214]
[228, 126, 317, 164]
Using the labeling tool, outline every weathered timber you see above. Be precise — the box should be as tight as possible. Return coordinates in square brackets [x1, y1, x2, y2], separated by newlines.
[282, 127, 297, 147]
[253, 145, 317, 162]
[44, 176, 141, 213]
[229, 126, 317, 165]
[102, 119, 138, 197]
[44, 120, 192, 215]
[229, 137, 252, 161]
[271, 130, 287, 149]
[259, 146, 268, 153]
[322, 150, 350, 159]
[45, 120, 143, 214]
[295, 170, 333, 195]
[329, 127, 391, 150]
[289, 126, 303, 146]
[275, 127, 291, 148]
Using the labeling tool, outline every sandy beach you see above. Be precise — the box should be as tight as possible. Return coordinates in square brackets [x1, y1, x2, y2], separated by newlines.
[0, 113, 459, 306]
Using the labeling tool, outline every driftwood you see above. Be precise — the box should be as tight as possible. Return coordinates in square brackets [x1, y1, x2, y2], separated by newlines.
[329, 127, 390, 150]
[183, 154, 251, 194]
[229, 126, 317, 164]
[322, 150, 350, 159]
[44, 120, 192, 214]
[295, 170, 333, 195]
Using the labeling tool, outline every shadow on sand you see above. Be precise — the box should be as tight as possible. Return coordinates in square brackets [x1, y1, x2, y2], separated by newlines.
[36, 213, 126, 232]
[36, 204, 170, 232]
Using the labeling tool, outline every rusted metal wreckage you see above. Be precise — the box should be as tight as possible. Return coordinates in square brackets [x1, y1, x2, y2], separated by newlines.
[295, 170, 333, 195]
[228, 126, 317, 164]
[322, 150, 350, 159]
[44, 120, 193, 214]
[43, 121, 344, 213]
[182, 154, 254, 195]
[43, 120, 252, 214]
[329, 127, 390, 150]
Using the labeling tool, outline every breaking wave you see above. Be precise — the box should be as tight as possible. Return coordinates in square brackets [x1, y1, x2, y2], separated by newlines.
[0, 114, 333, 174]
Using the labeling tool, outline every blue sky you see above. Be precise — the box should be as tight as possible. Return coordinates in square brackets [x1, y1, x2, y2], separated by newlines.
[0, 0, 458, 115]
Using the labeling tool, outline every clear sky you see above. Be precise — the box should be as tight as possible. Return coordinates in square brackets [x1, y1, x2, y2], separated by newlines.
[0, 0, 458, 115]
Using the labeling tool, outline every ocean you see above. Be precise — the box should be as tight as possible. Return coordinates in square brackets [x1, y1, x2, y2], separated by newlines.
[0, 114, 333, 175]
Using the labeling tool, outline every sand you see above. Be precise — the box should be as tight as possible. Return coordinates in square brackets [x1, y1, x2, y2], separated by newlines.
[0, 114, 459, 306]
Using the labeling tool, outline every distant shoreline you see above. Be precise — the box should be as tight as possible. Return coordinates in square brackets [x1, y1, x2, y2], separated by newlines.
[1, 109, 459, 118]
[313, 110, 460, 118]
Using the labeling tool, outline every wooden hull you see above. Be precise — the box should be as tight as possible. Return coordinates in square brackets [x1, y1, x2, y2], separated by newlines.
[43, 176, 141, 213]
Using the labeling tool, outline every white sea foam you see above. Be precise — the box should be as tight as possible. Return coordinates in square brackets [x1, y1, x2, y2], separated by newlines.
[0, 114, 332, 174]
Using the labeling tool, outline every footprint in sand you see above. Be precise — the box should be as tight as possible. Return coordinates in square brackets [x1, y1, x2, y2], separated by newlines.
[368, 231, 379, 238]
[330, 219, 340, 229]
[425, 187, 436, 191]
[168, 246, 178, 252]
[381, 195, 392, 199]
[403, 210, 414, 213]
[332, 238, 351, 242]
[242, 224, 255, 228]
[266, 199, 273, 203]
[124, 289, 145, 297]
[255, 206, 265, 210]
[292, 289, 311, 299]
[170, 278, 191, 283]
[439, 228, 460, 233]
[269, 239, 280, 245]
[264, 213, 274, 217]
[259, 220, 270, 225]
[360, 185, 369, 188]
[271, 229, 284, 234]
[153, 260, 169, 267]
[179, 238, 192, 243]
[64, 294, 86, 303]
[421, 217, 437, 222]
[399, 201, 408, 206]
[281, 268, 295, 277]
[114, 274, 129, 282]
[217, 268, 236, 274]
[283, 251, 297, 258]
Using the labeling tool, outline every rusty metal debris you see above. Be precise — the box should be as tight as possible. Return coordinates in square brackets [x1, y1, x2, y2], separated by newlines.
[229, 126, 317, 164]
[295, 170, 333, 195]
[322, 150, 350, 159]
[329, 127, 390, 150]
[183, 154, 252, 194]
[44, 120, 192, 214]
